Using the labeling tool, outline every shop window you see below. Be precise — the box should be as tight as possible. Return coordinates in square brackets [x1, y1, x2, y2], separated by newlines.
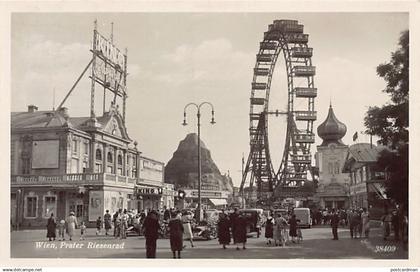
[69, 204, 84, 218]
[25, 196, 37, 218]
[76, 205, 84, 217]
[96, 149, 102, 161]
[43, 196, 56, 218]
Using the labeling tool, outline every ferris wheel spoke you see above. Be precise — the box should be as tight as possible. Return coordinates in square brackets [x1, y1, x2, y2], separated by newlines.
[241, 19, 318, 203]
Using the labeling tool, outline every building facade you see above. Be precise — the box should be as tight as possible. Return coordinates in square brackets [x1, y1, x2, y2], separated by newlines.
[135, 156, 175, 211]
[314, 104, 351, 209]
[342, 143, 388, 218]
[11, 105, 140, 228]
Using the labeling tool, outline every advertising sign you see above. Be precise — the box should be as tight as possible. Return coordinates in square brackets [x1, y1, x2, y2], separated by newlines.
[136, 186, 163, 197]
[183, 189, 229, 199]
[89, 191, 104, 221]
[92, 31, 127, 97]
[32, 140, 59, 169]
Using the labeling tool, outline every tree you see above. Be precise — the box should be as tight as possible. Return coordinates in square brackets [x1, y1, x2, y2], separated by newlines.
[364, 30, 408, 148]
[364, 30, 409, 209]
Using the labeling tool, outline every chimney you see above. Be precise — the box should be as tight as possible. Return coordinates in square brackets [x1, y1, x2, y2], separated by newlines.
[27, 105, 38, 113]
[58, 107, 69, 118]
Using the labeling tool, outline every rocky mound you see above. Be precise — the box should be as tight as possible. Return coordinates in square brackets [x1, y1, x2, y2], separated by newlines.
[165, 133, 233, 192]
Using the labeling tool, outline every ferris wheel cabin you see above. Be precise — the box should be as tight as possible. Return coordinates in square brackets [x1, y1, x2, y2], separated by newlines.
[293, 66, 316, 77]
[295, 111, 317, 121]
[294, 133, 316, 143]
[294, 87, 317, 98]
[251, 82, 268, 90]
[291, 47, 313, 58]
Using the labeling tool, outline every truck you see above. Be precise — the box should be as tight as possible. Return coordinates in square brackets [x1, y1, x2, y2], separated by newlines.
[293, 207, 312, 228]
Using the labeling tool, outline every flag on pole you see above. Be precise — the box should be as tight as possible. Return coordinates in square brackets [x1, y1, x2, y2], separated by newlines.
[353, 132, 358, 141]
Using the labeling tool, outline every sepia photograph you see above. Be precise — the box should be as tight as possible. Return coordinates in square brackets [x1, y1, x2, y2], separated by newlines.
[6, 10, 413, 262]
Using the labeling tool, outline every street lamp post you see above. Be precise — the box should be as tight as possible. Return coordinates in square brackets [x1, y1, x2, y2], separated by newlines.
[183, 102, 215, 222]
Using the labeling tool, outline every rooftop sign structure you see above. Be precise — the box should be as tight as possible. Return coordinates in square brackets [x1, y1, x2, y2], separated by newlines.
[55, 21, 128, 123]
[90, 21, 128, 123]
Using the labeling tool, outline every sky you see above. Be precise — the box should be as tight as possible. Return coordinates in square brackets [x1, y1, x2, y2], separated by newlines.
[11, 12, 408, 187]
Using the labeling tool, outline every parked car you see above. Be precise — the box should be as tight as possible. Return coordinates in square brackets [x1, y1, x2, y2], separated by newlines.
[239, 208, 263, 238]
[272, 208, 289, 219]
[293, 207, 312, 228]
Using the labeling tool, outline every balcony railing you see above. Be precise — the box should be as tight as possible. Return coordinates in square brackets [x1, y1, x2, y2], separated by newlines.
[11, 173, 136, 187]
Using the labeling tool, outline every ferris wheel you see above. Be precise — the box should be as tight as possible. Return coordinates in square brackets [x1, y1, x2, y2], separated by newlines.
[240, 20, 317, 199]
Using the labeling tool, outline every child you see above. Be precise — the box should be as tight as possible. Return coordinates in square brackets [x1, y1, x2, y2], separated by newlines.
[96, 216, 102, 235]
[296, 227, 303, 243]
[80, 222, 87, 240]
[58, 219, 66, 241]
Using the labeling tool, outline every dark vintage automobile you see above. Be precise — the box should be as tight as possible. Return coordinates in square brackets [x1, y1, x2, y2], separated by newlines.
[239, 209, 263, 238]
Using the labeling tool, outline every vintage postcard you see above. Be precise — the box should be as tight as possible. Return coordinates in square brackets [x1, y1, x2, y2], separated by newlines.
[0, 0, 419, 269]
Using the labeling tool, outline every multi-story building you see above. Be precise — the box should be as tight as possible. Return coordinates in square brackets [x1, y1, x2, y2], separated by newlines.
[342, 143, 388, 218]
[11, 105, 140, 228]
[136, 156, 175, 211]
[11, 105, 175, 228]
[314, 104, 351, 209]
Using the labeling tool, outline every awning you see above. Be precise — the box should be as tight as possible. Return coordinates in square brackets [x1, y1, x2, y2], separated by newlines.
[368, 183, 388, 199]
[209, 198, 228, 206]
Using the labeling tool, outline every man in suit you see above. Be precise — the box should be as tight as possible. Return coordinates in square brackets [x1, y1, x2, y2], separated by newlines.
[143, 210, 160, 258]
[331, 209, 340, 240]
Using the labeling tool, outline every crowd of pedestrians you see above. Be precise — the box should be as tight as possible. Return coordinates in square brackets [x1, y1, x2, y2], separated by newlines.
[311, 206, 408, 248]
[43, 204, 409, 257]
[45, 211, 84, 241]
[263, 211, 301, 246]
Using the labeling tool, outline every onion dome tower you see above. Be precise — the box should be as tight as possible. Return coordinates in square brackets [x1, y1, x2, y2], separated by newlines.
[317, 103, 347, 146]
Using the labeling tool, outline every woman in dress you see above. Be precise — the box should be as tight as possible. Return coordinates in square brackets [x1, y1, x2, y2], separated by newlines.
[288, 214, 298, 244]
[264, 211, 274, 245]
[103, 210, 112, 236]
[361, 208, 370, 238]
[168, 212, 184, 258]
[274, 213, 287, 246]
[46, 213, 57, 241]
[231, 209, 247, 250]
[181, 211, 194, 248]
[217, 212, 231, 249]
[66, 211, 78, 241]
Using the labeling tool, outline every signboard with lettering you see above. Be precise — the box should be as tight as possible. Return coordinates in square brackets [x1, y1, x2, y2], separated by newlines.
[136, 186, 163, 197]
[91, 30, 127, 98]
[183, 189, 229, 199]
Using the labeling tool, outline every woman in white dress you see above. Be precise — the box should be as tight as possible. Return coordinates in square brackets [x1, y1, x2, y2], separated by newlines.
[66, 211, 78, 241]
[181, 211, 194, 248]
[361, 208, 370, 238]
